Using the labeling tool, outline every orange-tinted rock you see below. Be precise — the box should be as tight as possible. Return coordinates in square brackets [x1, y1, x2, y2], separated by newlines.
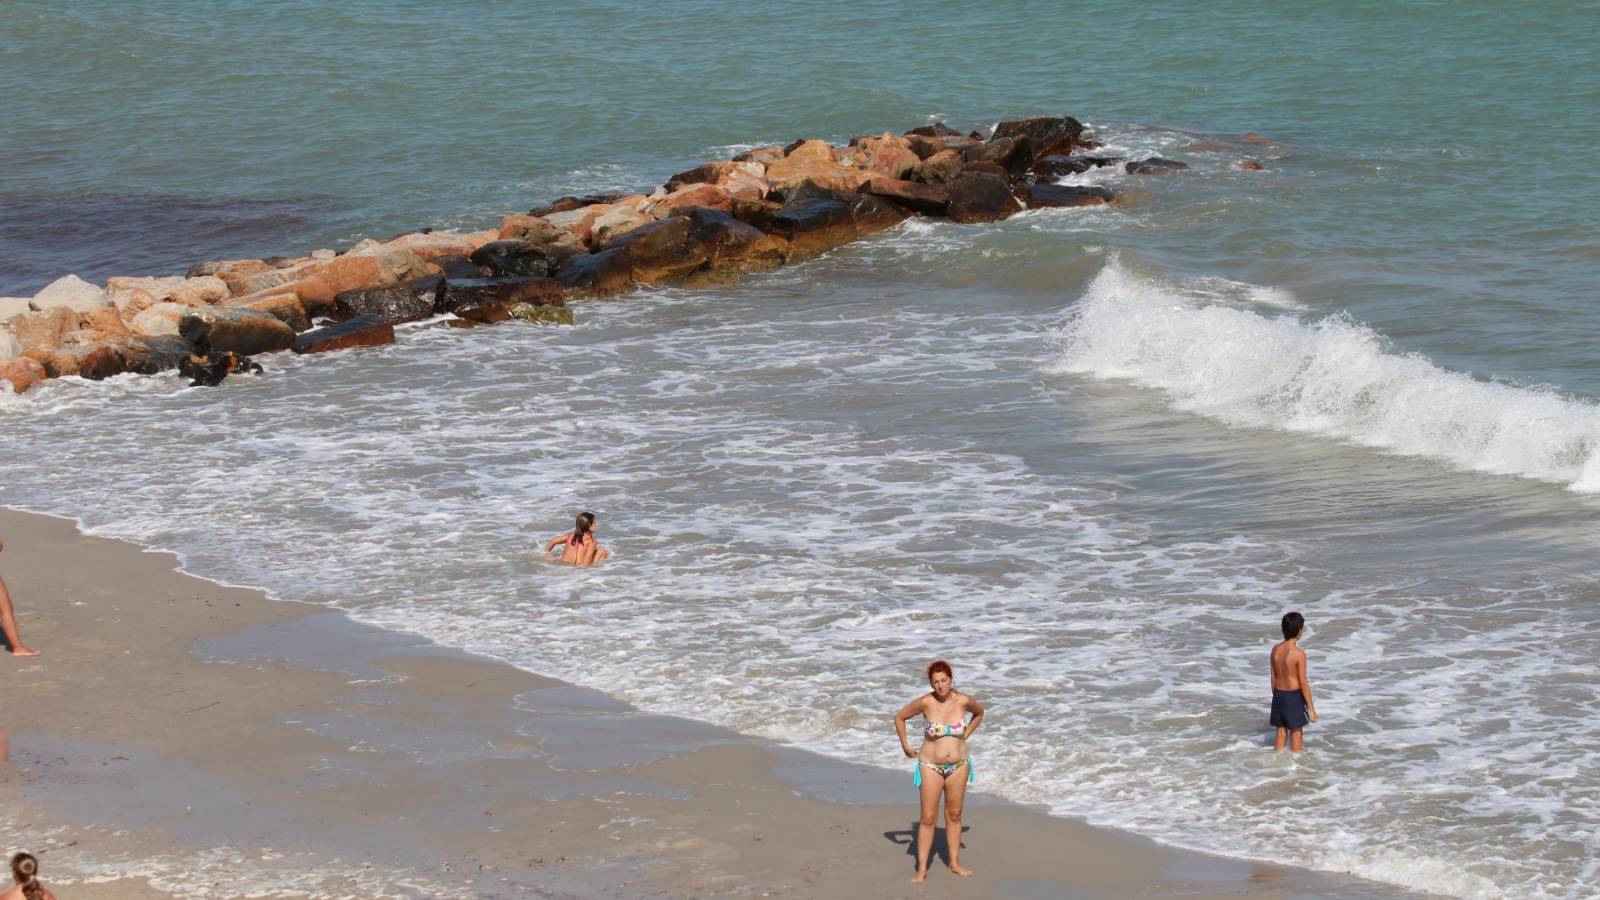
[858, 132, 919, 179]
[591, 204, 652, 246]
[497, 214, 562, 244]
[7, 307, 76, 353]
[913, 149, 965, 184]
[24, 347, 80, 378]
[904, 134, 947, 160]
[293, 255, 386, 310]
[387, 231, 480, 262]
[860, 177, 952, 216]
[766, 140, 873, 194]
[78, 306, 131, 338]
[166, 276, 231, 307]
[666, 160, 763, 191]
[647, 183, 732, 220]
[1024, 184, 1115, 208]
[1237, 159, 1265, 171]
[226, 292, 310, 332]
[76, 344, 125, 381]
[946, 172, 1024, 223]
[0, 357, 46, 393]
[292, 317, 396, 355]
[528, 194, 630, 218]
[732, 146, 784, 165]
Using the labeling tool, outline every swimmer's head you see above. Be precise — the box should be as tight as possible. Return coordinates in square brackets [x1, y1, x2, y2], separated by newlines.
[11, 852, 38, 891]
[927, 659, 953, 696]
[1281, 611, 1305, 640]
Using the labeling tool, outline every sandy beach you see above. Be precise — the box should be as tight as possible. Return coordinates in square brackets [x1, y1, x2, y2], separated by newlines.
[0, 506, 1424, 899]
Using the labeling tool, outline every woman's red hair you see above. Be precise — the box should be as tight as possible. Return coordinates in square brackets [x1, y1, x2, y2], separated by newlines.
[927, 659, 953, 681]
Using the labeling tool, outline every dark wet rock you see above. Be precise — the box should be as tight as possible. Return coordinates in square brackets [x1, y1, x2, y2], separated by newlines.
[960, 160, 1011, 180]
[730, 196, 785, 232]
[1031, 155, 1125, 179]
[860, 177, 951, 216]
[469, 240, 567, 278]
[1024, 184, 1116, 208]
[292, 316, 395, 355]
[332, 274, 444, 324]
[433, 254, 488, 279]
[992, 115, 1085, 148]
[178, 307, 295, 356]
[508, 303, 574, 325]
[599, 215, 709, 284]
[120, 336, 192, 375]
[946, 172, 1024, 223]
[765, 190, 909, 262]
[1237, 159, 1265, 171]
[678, 207, 787, 272]
[1126, 157, 1189, 174]
[529, 194, 628, 218]
[554, 250, 634, 298]
[905, 122, 961, 138]
[439, 277, 564, 314]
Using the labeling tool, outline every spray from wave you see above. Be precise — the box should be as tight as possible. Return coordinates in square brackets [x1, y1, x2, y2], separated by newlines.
[1050, 257, 1600, 492]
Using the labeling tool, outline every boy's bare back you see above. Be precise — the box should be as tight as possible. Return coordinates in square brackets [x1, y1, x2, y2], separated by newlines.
[1270, 640, 1305, 691]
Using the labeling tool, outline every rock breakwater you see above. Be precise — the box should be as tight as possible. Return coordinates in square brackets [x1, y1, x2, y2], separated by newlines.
[0, 115, 1184, 393]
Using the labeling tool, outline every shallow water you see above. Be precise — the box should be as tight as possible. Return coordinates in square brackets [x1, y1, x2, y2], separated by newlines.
[3, 2, 1599, 897]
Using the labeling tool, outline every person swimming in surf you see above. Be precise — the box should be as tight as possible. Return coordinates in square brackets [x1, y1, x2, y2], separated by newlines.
[894, 659, 984, 883]
[544, 511, 608, 567]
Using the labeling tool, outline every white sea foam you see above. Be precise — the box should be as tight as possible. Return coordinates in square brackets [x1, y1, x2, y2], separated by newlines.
[1050, 256, 1600, 492]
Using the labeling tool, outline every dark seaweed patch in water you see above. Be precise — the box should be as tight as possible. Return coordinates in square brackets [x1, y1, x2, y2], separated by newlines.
[0, 193, 341, 297]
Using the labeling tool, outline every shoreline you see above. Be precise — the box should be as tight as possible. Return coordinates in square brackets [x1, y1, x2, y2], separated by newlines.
[0, 504, 1425, 898]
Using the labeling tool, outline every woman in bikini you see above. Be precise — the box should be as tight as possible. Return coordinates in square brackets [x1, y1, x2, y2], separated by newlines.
[894, 658, 984, 883]
[544, 511, 609, 567]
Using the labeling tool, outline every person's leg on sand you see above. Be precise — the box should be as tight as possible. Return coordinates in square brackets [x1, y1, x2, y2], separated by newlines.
[0, 574, 38, 657]
[912, 767, 944, 882]
[942, 764, 973, 877]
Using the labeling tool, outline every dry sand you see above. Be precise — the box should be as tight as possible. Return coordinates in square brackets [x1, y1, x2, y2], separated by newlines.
[0, 506, 1424, 898]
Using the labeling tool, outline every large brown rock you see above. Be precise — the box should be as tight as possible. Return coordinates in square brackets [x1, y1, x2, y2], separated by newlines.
[992, 116, 1085, 150]
[497, 214, 562, 244]
[24, 347, 82, 378]
[591, 204, 653, 245]
[765, 140, 872, 194]
[131, 302, 191, 337]
[912, 149, 965, 185]
[1031, 154, 1124, 179]
[6, 307, 76, 353]
[857, 133, 920, 179]
[946, 173, 1024, 223]
[602, 215, 709, 284]
[905, 122, 962, 138]
[860, 177, 952, 216]
[678, 207, 786, 273]
[439, 277, 564, 314]
[346, 241, 431, 283]
[332, 274, 445, 324]
[293, 317, 396, 355]
[765, 190, 910, 262]
[645, 183, 732, 220]
[732, 146, 784, 165]
[179, 308, 296, 355]
[75, 306, 132, 341]
[1024, 184, 1116, 208]
[904, 134, 947, 160]
[226, 292, 310, 332]
[75, 344, 126, 381]
[469, 241, 571, 278]
[120, 336, 192, 375]
[0, 357, 46, 393]
[553, 250, 634, 298]
[387, 230, 497, 262]
[666, 160, 762, 191]
[293, 254, 386, 311]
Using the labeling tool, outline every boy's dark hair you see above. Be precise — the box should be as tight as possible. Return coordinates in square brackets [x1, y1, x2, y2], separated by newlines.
[1281, 611, 1305, 640]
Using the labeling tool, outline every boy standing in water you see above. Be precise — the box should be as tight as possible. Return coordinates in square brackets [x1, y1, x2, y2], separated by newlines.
[1270, 611, 1316, 751]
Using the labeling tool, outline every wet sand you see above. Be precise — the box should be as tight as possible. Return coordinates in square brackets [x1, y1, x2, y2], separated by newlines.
[0, 507, 1425, 898]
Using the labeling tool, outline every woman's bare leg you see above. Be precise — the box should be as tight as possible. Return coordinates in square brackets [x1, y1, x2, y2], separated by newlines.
[943, 764, 972, 876]
[912, 767, 944, 882]
[0, 575, 38, 656]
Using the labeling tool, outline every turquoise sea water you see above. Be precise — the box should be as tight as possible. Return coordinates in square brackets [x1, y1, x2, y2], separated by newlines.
[3, 3, 1599, 897]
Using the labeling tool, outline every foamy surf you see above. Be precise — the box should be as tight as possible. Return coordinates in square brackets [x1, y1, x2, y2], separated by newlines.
[1050, 257, 1600, 492]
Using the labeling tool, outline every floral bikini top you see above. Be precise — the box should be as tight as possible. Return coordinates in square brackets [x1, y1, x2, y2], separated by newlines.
[924, 720, 967, 740]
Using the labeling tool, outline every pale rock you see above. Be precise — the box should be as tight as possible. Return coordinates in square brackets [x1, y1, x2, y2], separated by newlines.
[350, 241, 429, 282]
[109, 288, 160, 316]
[131, 302, 192, 337]
[6, 307, 76, 353]
[312, 248, 337, 260]
[31, 274, 109, 313]
[0, 329, 19, 364]
[590, 205, 650, 247]
[167, 275, 231, 307]
[0, 298, 34, 323]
